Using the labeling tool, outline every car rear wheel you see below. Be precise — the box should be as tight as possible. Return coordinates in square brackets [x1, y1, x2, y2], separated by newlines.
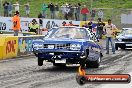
[38, 58, 43, 66]
[120, 46, 125, 50]
[86, 56, 101, 68]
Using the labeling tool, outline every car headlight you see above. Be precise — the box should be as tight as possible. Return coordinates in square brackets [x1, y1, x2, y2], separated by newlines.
[33, 43, 43, 49]
[70, 44, 81, 50]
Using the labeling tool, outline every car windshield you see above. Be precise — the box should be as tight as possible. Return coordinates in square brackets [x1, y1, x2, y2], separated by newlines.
[121, 29, 132, 35]
[45, 27, 90, 39]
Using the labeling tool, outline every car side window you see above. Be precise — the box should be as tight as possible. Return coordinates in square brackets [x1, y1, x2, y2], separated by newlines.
[79, 28, 91, 39]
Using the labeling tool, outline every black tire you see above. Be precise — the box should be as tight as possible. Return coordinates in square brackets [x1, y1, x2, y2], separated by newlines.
[120, 46, 125, 50]
[115, 45, 118, 50]
[86, 56, 101, 68]
[76, 75, 86, 85]
[38, 58, 43, 66]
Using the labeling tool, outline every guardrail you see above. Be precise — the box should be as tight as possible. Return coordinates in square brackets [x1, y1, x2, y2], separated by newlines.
[0, 35, 45, 60]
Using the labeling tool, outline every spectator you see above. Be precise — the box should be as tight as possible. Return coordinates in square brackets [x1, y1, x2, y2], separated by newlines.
[42, 3, 48, 18]
[97, 9, 104, 20]
[74, 3, 81, 21]
[3, 1, 9, 17]
[61, 3, 65, 15]
[103, 19, 116, 54]
[29, 19, 40, 34]
[68, 4, 74, 20]
[48, 3, 55, 19]
[81, 5, 89, 21]
[12, 11, 21, 36]
[25, 2, 30, 17]
[91, 9, 96, 21]
[55, 3, 59, 19]
[62, 21, 66, 26]
[61, 3, 67, 17]
[8, 2, 13, 17]
[38, 12, 43, 34]
[13, 1, 20, 12]
[68, 21, 74, 26]
[88, 21, 93, 32]
[96, 18, 105, 39]
[38, 12, 43, 26]
[63, 3, 70, 20]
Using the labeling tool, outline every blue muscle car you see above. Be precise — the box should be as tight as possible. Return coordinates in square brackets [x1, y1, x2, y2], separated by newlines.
[115, 28, 132, 50]
[32, 26, 102, 68]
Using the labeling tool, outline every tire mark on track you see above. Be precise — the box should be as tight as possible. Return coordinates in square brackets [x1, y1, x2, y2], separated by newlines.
[0, 51, 131, 88]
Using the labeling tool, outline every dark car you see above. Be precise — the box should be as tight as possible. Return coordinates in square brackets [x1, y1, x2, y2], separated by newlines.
[32, 26, 102, 68]
[115, 28, 132, 50]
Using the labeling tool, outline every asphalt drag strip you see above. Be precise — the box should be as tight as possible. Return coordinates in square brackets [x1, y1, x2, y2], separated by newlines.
[0, 50, 131, 88]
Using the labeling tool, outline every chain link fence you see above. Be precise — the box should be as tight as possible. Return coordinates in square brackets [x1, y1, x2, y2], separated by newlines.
[93, 8, 132, 29]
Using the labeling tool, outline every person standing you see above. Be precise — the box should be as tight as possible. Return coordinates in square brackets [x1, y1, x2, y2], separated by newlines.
[98, 9, 104, 20]
[25, 2, 30, 17]
[8, 2, 13, 17]
[88, 21, 93, 32]
[48, 3, 55, 19]
[63, 3, 70, 20]
[68, 4, 74, 20]
[3, 1, 9, 17]
[42, 3, 48, 18]
[12, 11, 21, 36]
[54, 3, 59, 19]
[81, 5, 89, 21]
[38, 12, 43, 34]
[96, 18, 105, 39]
[103, 19, 116, 54]
[74, 3, 81, 21]
[13, 1, 20, 12]
[91, 9, 96, 21]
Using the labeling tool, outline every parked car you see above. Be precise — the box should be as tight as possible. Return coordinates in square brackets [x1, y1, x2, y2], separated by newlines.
[115, 28, 132, 50]
[32, 26, 102, 68]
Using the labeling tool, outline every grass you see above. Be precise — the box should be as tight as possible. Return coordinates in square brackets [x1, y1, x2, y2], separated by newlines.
[2, 0, 130, 18]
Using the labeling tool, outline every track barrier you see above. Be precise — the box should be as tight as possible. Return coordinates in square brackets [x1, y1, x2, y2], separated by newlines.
[0, 35, 45, 60]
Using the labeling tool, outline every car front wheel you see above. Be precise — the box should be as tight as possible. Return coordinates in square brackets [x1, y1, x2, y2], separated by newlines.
[38, 58, 43, 66]
[115, 45, 118, 50]
[86, 56, 101, 68]
[120, 46, 125, 50]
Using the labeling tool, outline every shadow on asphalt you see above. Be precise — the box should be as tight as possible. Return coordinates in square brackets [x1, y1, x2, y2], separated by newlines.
[35, 65, 96, 73]
[122, 49, 132, 51]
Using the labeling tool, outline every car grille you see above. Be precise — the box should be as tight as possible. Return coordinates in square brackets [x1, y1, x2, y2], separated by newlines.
[44, 44, 70, 49]
[122, 39, 132, 42]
